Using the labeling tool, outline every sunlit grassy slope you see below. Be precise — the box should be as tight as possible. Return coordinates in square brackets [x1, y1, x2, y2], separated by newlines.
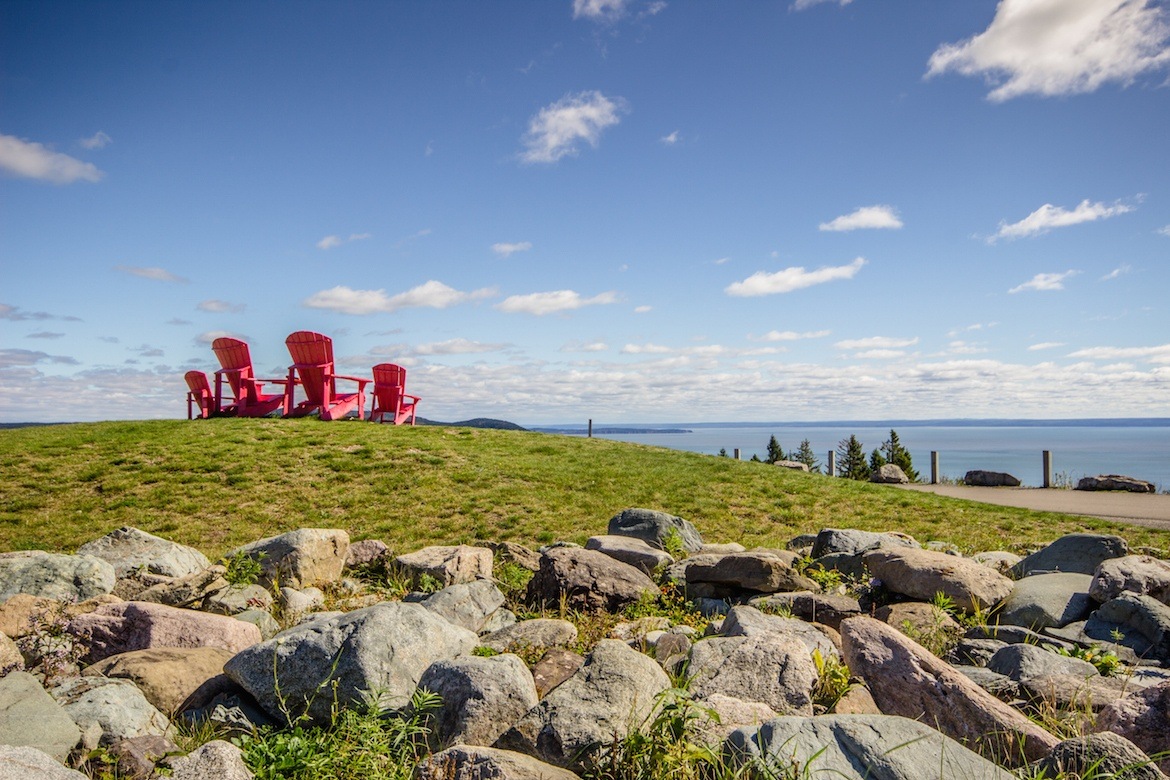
[2, 419, 1166, 558]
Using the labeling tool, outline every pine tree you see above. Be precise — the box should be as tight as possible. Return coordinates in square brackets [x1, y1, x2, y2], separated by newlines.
[765, 435, 785, 464]
[869, 447, 887, 474]
[794, 438, 821, 473]
[718, 447, 728, 457]
[836, 435, 870, 480]
[880, 429, 918, 482]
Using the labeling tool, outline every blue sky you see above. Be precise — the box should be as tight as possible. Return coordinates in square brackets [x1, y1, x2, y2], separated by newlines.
[2, 0, 1168, 424]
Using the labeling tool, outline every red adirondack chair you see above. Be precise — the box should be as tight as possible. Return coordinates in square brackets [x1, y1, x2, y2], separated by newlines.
[370, 363, 421, 425]
[283, 331, 370, 421]
[211, 337, 288, 418]
[185, 370, 221, 419]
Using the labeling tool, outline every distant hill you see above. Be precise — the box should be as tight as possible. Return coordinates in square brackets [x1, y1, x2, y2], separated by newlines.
[416, 417, 527, 431]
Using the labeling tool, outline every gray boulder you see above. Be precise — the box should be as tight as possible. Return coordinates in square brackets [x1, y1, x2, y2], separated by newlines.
[607, 507, 703, 553]
[165, 739, 254, 780]
[584, 535, 673, 575]
[526, 547, 658, 612]
[67, 601, 261, 664]
[684, 551, 819, 595]
[0, 671, 81, 763]
[498, 638, 670, 770]
[725, 714, 1016, 780]
[420, 579, 507, 634]
[871, 464, 909, 484]
[1095, 681, 1170, 775]
[479, 618, 578, 655]
[964, 470, 1021, 487]
[1090, 555, 1170, 605]
[747, 591, 861, 631]
[0, 551, 115, 602]
[417, 654, 538, 746]
[137, 565, 229, 608]
[996, 572, 1094, 630]
[774, 460, 809, 472]
[1093, 592, 1170, 662]
[973, 550, 1023, 575]
[203, 584, 273, 616]
[1031, 732, 1167, 780]
[81, 646, 236, 715]
[344, 539, 390, 569]
[719, 606, 838, 658]
[810, 528, 919, 558]
[223, 601, 477, 726]
[395, 545, 493, 586]
[986, 642, 1099, 682]
[0, 746, 88, 780]
[416, 745, 580, 780]
[864, 547, 1014, 613]
[48, 676, 169, 747]
[1077, 474, 1156, 493]
[687, 633, 816, 715]
[1011, 533, 1129, 578]
[229, 528, 349, 589]
[76, 526, 210, 579]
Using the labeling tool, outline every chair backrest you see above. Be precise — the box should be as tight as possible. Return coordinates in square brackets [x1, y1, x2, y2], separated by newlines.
[285, 331, 335, 404]
[184, 370, 211, 396]
[372, 363, 407, 407]
[212, 337, 255, 400]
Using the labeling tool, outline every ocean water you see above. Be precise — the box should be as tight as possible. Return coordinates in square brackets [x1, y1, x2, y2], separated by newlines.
[577, 423, 1170, 490]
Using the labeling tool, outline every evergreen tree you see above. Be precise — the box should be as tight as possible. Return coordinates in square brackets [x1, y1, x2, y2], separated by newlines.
[879, 429, 919, 481]
[869, 447, 887, 474]
[794, 438, 821, 473]
[718, 447, 728, 457]
[836, 435, 870, 480]
[749, 453, 762, 463]
[765, 435, 786, 464]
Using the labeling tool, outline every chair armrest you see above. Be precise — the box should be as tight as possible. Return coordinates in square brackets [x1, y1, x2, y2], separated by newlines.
[335, 374, 371, 388]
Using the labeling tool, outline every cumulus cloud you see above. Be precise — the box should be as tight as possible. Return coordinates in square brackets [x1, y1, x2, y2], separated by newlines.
[660, 130, 680, 145]
[1067, 344, 1170, 361]
[195, 330, 246, 345]
[197, 299, 246, 314]
[560, 340, 609, 353]
[991, 199, 1133, 242]
[1158, 225, 1170, 237]
[1008, 270, 1079, 293]
[725, 257, 866, 297]
[304, 281, 497, 315]
[754, 330, 831, 342]
[316, 235, 343, 250]
[400, 338, 510, 356]
[0, 134, 104, 184]
[835, 336, 919, 350]
[634, 305, 652, 313]
[0, 348, 79, 367]
[491, 241, 533, 257]
[927, 0, 1170, 102]
[520, 91, 627, 164]
[496, 289, 619, 315]
[1101, 264, 1132, 280]
[621, 343, 673, 354]
[79, 131, 112, 150]
[572, 0, 629, 21]
[1028, 342, 1066, 351]
[114, 265, 190, 284]
[818, 205, 903, 232]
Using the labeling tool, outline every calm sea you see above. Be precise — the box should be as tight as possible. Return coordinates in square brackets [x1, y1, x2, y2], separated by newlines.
[573, 422, 1170, 490]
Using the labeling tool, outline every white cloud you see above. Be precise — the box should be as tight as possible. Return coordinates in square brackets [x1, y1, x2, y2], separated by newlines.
[572, 0, 629, 21]
[1008, 270, 1079, 293]
[0, 349, 79, 368]
[409, 338, 509, 356]
[927, 0, 1170, 102]
[496, 289, 619, 316]
[754, 330, 831, 342]
[560, 340, 609, 353]
[0, 133, 104, 184]
[316, 235, 343, 250]
[1068, 344, 1170, 361]
[713, 257, 731, 265]
[660, 130, 680, 145]
[991, 199, 1133, 241]
[725, 257, 866, 297]
[944, 340, 989, 356]
[1028, 342, 1066, 351]
[115, 265, 190, 284]
[349, 233, 372, 242]
[818, 205, 903, 232]
[835, 336, 919, 350]
[792, 0, 852, 9]
[197, 299, 246, 314]
[0, 303, 79, 322]
[1101, 264, 1131, 281]
[195, 330, 246, 345]
[303, 281, 497, 315]
[634, 305, 652, 313]
[491, 241, 533, 257]
[621, 343, 673, 354]
[852, 349, 909, 360]
[1158, 225, 1170, 237]
[520, 91, 627, 164]
[79, 131, 112, 150]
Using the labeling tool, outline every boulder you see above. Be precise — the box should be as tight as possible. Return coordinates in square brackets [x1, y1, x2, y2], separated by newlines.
[419, 579, 507, 634]
[498, 639, 670, 770]
[1092, 592, 1170, 662]
[973, 551, 1023, 575]
[48, 676, 169, 747]
[996, 572, 1095, 630]
[416, 745, 580, 780]
[950, 638, 1008, 668]
[76, 526, 210, 579]
[684, 551, 819, 595]
[81, 646, 236, 714]
[137, 565, 229, 608]
[1090, 555, 1170, 604]
[607, 507, 703, 553]
[774, 460, 809, 472]
[810, 528, 919, 558]
[747, 591, 861, 630]
[1094, 680, 1170, 775]
[164, 740, 254, 780]
[480, 618, 578, 655]
[686, 633, 817, 715]
[840, 616, 1059, 765]
[1011, 533, 1129, 578]
[0, 551, 115, 602]
[584, 535, 673, 575]
[234, 608, 280, 640]
[964, 470, 1020, 487]
[0, 745, 88, 779]
[875, 601, 961, 639]
[986, 642, 1099, 682]
[229, 528, 349, 589]
[526, 547, 658, 612]
[106, 734, 179, 780]
[1018, 674, 1127, 713]
[0, 671, 81, 763]
[864, 547, 1014, 613]
[0, 632, 23, 675]
[416, 654, 538, 747]
[202, 584, 273, 616]
[1077, 474, 1156, 493]
[67, 601, 261, 664]
[0, 594, 121, 639]
[395, 544, 493, 587]
[223, 601, 477, 726]
[530, 648, 584, 699]
[871, 463, 909, 484]
[1031, 732, 1167, 780]
[344, 539, 390, 569]
[718, 606, 838, 658]
[691, 693, 777, 745]
[725, 714, 1016, 780]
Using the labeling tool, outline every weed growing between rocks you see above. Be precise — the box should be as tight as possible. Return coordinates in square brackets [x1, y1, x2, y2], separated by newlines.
[494, 560, 534, 606]
[222, 549, 265, 586]
[16, 600, 84, 682]
[810, 649, 854, 712]
[1052, 644, 1123, 677]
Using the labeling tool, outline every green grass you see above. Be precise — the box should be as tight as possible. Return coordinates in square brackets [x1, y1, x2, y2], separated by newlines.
[1, 419, 1167, 557]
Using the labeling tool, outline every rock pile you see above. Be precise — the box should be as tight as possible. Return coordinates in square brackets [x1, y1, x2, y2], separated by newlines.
[1, 518, 1169, 779]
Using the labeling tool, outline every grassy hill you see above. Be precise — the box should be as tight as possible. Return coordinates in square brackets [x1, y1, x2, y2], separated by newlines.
[2, 419, 1167, 557]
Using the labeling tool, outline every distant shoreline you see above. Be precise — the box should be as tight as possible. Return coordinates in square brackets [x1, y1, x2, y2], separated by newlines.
[529, 418, 1170, 431]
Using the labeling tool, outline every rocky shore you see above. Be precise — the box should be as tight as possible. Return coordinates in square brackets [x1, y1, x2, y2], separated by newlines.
[2, 510, 1170, 779]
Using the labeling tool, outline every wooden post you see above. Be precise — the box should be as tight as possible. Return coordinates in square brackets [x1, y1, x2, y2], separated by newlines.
[931, 451, 939, 485]
[733, 448, 741, 460]
[827, 450, 836, 477]
[1043, 450, 1052, 488]
[587, 419, 592, 438]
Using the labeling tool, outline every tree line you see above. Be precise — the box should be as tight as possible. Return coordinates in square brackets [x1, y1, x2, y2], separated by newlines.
[721, 429, 918, 482]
